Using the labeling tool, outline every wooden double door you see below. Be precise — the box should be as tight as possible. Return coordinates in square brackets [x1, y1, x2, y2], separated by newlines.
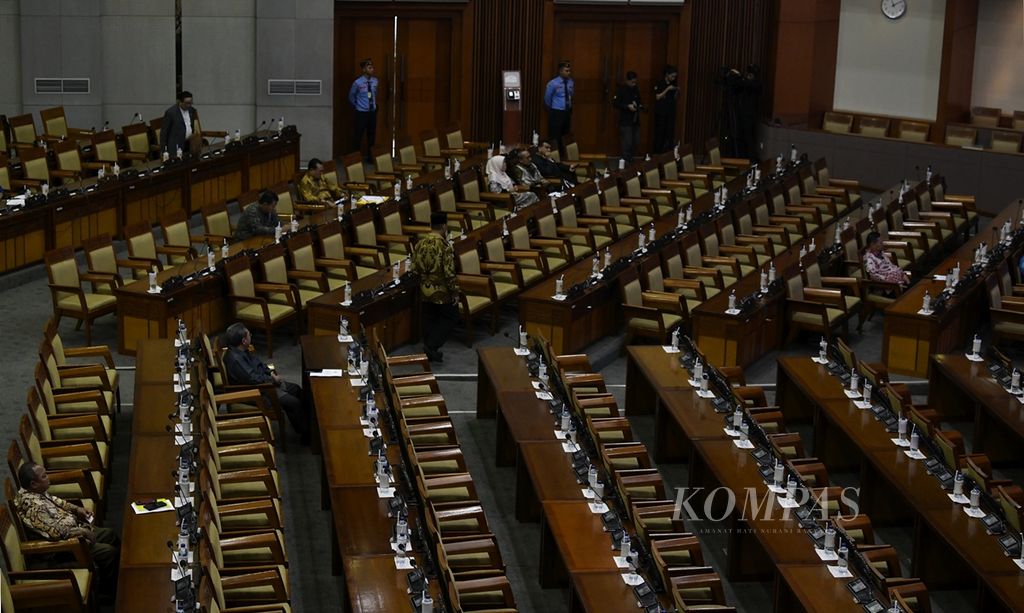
[333, 7, 462, 157]
[552, 16, 672, 155]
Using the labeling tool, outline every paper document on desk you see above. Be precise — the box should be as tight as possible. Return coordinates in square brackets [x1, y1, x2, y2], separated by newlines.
[131, 498, 174, 514]
[310, 369, 345, 378]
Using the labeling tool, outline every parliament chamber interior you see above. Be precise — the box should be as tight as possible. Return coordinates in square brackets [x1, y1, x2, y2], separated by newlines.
[2, 0, 1024, 611]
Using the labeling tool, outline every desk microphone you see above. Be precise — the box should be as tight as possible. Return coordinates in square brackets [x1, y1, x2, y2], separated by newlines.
[255, 119, 267, 135]
[101, 121, 110, 132]
[128, 112, 142, 126]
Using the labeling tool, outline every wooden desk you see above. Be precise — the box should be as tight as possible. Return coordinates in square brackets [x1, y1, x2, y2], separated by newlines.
[0, 135, 299, 274]
[929, 354, 1024, 464]
[776, 355, 1024, 611]
[539, 501, 628, 588]
[304, 266, 417, 350]
[773, 563, 875, 613]
[342, 554, 441, 613]
[518, 160, 772, 355]
[476, 346, 535, 419]
[883, 202, 1018, 378]
[115, 340, 180, 613]
[515, 441, 588, 522]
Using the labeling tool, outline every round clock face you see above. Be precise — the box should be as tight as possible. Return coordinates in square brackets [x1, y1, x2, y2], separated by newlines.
[881, 0, 907, 19]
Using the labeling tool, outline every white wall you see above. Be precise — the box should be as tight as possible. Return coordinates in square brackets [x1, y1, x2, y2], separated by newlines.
[972, 0, 1024, 113]
[833, 0, 946, 121]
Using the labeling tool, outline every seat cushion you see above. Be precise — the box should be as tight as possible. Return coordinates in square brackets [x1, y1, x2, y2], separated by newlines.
[628, 312, 682, 332]
[462, 295, 491, 316]
[57, 293, 116, 313]
[237, 302, 294, 323]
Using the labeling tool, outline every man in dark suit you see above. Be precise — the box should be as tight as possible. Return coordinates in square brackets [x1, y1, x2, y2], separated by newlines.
[159, 90, 200, 159]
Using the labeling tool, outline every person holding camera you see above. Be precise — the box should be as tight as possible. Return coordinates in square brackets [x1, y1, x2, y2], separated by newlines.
[613, 71, 644, 163]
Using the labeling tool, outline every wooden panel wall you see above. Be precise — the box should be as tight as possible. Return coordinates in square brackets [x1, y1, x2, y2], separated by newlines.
[935, 0, 979, 140]
[684, 0, 776, 155]
[469, 0, 545, 144]
[771, 0, 840, 128]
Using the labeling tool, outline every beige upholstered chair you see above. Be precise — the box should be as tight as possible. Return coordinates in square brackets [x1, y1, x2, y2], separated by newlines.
[44, 247, 117, 345]
[822, 111, 853, 134]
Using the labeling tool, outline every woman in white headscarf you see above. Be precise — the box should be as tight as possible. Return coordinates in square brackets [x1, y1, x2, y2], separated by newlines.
[485, 154, 539, 208]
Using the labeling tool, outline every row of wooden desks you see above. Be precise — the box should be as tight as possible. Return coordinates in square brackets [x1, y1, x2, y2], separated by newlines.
[776, 355, 1024, 612]
[0, 135, 299, 274]
[476, 346, 673, 611]
[302, 335, 442, 612]
[116, 206, 417, 355]
[929, 353, 1024, 465]
[625, 345, 885, 612]
[115, 340, 180, 612]
[882, 202, 1016, 378]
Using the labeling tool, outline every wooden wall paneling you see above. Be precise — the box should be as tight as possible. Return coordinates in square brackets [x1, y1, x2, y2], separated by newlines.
[934, 0, 979, 143]
[685, 0, 776, 157]
[332, 10, 394, 157]
[396, 16, 455, 141]
[53, 190, 120, 249]
[0, 213, 47, 273]
[771, 0, 840, 128]
[469, 0, 544, 145]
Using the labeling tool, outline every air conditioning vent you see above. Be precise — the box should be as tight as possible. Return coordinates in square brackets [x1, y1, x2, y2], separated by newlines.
[294, 80, 322, 96]
[34, 78, 91, 94]
[268, 79, 294, 95]
[268, 79, 322, 96]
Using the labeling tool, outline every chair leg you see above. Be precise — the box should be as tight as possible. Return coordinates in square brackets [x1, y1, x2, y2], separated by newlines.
[85, 318, 92, 346]
[266, 326, 274, 358]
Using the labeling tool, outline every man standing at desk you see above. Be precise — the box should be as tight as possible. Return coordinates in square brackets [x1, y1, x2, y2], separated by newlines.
[15, 463, 121, 601]
[235, 190, 280, 241]
[160, 90, 200, 158]
[413, 212, 459, 363]
[544, 61, 574, 150]
[349, 59, 379, 160]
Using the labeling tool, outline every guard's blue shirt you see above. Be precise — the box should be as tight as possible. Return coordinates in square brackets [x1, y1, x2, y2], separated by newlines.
[349, 75, 378, 112]
[544, 76, 574, 111]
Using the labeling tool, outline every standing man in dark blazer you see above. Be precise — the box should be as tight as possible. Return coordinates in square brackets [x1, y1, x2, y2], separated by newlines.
[160, 90, 200, 159]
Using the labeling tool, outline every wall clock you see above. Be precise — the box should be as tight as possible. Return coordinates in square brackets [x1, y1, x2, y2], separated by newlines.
[881, 0, 907, 20]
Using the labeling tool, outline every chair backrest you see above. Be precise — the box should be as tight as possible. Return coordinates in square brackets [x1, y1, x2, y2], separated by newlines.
[705, 137, 724, 165]
[945, 125, 977, 147]
[9, 114, 37, 144]
[575, 181, 602, 217]
[53, 140, 82, 173]
[1014, 111, 1024, 131]
[563, 137, 580, 161]
[343, 151, 366, 183]
[203, 200, 235, 239]
[90, 130, 120, 164]
[896, 120, 929, 142]
[856, 116, 889, 138]
[39, 107, 70, 138]
[420, 129, 442, 158]
[996, 485, 1023, 532]
[0, 155, 10, 191]
[991, 130, 1022, 154]
[785, 266, 804, 300]
[620, 266, 643, 306]
[122, 123, 151, 155]
[270, 181, 294, 217]
[458, 169, 481, 201]
[286, 231, 317, 272]
[0, 506, 26, 572]
[397, 135, 419, 166]
[372, 146, 395, 174]
[379, 200, 403, 235]
[507, 212, 532, 250]
[161, 210, 193, 249]
[316, 220, 347, 259]
[408, 189, 432, 224]
[442, 124, 463, 150]
[454, 239, 481, 275]
[351, 206, 379, 247]
[125, 222, 158, 260]
[21, 146, 51, 182]
[224, 256, 256, 300]
[258, 242, 289, 285]
[44, 246, 82, 305]
[970, 106, 1001, 127]
[822, 111, 853, 134]
[480, 226, 505, 263]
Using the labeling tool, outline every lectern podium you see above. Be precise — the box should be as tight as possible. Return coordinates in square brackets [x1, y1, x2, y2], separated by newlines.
[502, 70, 522, 146]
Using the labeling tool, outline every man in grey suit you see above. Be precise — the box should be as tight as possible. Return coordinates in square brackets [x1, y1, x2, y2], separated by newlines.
[159, 90, 200, 158]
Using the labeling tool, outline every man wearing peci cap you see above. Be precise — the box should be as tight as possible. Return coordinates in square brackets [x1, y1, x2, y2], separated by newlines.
[412, 212, 460, 362]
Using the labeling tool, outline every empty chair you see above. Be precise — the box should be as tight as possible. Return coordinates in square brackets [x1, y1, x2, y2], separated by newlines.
[856, 116, 890, 138]
[895, 119, 929, 142]
[90, 129, 147, 166]
[990, 130, 1022, 154]
[224, 255, 298, 357]
[39, 107, 93, 141]
[945, 125, 977, 147]
[822, 111, 854, 134]
[44, 247, 117, 345]
[125, 221, 192, 268]
[970, 106, 1001, 127]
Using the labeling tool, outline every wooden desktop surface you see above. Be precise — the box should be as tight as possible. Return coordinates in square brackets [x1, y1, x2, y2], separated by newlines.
[883, 201, 1016, 377]
[116, 339, 180, 613]
[929, 353, 1024, 463]
[776, 355, 1024, 611]
[0, 134, 299, 274]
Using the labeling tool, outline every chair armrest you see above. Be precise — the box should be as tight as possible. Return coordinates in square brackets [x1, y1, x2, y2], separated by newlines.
[61, 344, 115, 367]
